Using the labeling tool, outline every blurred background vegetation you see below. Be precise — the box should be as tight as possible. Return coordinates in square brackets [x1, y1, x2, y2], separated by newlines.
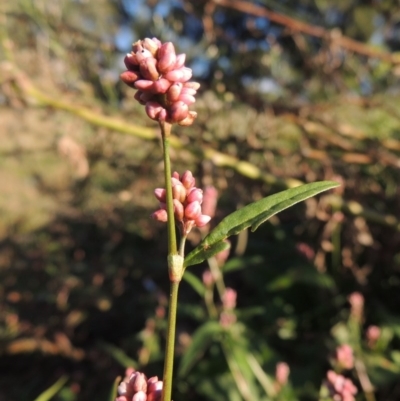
[1, 0, 400, 400]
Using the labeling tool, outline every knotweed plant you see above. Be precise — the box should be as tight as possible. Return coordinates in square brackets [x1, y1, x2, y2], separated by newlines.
[117, 37, 339, 401]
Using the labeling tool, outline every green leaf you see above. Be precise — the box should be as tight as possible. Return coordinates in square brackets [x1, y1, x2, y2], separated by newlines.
[178, 321, 223, 377]
[98, 341, 138, 368]
[33, 376, 68, 401]
[185, 181, 338, 267]
[182, 270, 206, 297]
[108, 375, 121, 401]
[184, 239, 230, 268]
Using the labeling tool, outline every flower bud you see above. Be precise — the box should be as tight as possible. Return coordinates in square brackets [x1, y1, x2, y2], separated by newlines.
[172, 171, 180, 179]
[173, 199, 184, 221]
[152, 209, 168, 222]
[132, 391, 147, 401]
[183, 81, 201, 90]
[169, 101, 189, 122]
[135, 47, 154, 62]
[178, 111, 197, 126]
[140, 58, 160, 81]
[157, 42, 177, 73]
[151, 78, 171, 94]
[172, 183, 187, 203]
[133, 91, 145, 105]
[187, 188, 203, 204]
[164, 67, 192, 83]
[143, 37, 159, 56]
[118, 381, 128, 396]
[145, 102, 164, 121]
[181, 170, 195, 189]
[167, 83, 183, 102]
[134, 80, 154, 91]
[180, 87, 197, 96]
[173, 54, 186, 69]
[201, 186, 218, 218]
[120, 70, 140, 87]
[178, 94, 196, 105]
[184, 201, 201, 220]
[124, 53, 139, 70]
[154, 188, 166, 202]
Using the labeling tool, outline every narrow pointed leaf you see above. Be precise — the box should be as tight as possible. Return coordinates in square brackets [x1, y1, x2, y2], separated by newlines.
[178, 321, 222, 376]
[184, 237, 230, 268]
[182, 270, 206, 297]
[184, 181, 338, 267]
[33, 376, 68, 401]
[108, 376, 121, 401]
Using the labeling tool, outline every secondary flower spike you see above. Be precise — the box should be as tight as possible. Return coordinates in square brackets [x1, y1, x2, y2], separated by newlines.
[120, 38, 199, 126]
[152, 170, 211, 235]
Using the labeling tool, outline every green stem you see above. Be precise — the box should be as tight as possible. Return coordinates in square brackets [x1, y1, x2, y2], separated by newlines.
[160, 122, 178, 256]
[161, 281, 179, 401]
[160, 121, 180, 401]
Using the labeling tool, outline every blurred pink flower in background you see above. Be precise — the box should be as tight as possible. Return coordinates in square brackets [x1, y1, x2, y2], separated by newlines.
[325, 370, 358, 401]
[335, 344, 354, 370]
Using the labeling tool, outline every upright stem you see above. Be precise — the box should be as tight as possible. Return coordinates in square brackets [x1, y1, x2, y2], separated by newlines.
[162, 281, 179, 401]
[160, 122, 178, 256]
[160, 121, 180, 401]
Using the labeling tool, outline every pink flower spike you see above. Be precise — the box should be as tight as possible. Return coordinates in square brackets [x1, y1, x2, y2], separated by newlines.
[185, 201, 202, 220]
[154, 188, 166, 202]
[195, 214, 211, 227]
[178, 94, 196, 105]
[169, 101, 189, 122]
[151, 78, 171, 94]
[157, 42, 177, 73]
[134, 79, 154, 91]
[145, 102, 164, 121]
[152, 209, 168, 222]
[181, 170, 195, 189]
[187, 188, 203, 204]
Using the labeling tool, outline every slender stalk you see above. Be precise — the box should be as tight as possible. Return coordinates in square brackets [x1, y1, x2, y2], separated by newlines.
[160, 122, 178, 256]
[161, 281, 179, 401]
[160, 121, 180, 401]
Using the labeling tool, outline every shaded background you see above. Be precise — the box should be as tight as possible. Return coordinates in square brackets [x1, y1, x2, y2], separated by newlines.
[1, 0, 400, 400]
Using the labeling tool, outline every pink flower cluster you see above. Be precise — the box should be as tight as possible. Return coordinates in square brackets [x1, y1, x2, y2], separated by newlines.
[152, 171, 211, 235]
[120, 38, 199, 126]
[219, 288, 237, 328]
[325, 370, 358, 401]
[116, 369, 162, 401]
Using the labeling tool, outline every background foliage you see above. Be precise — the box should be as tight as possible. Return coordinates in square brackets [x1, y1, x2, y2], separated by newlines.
[1, 0, 400, 400]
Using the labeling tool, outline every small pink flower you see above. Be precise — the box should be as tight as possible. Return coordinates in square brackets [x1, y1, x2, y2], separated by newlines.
[202, 270, 214, 287]
[366, 325, 381, 347]
[348, 292, 364, 321]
